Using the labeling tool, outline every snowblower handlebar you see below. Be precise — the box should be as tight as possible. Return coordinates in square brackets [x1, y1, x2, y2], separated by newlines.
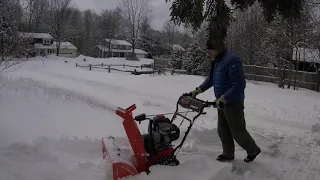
[133, 95, 217, 123]
[178, 94, 217, 113]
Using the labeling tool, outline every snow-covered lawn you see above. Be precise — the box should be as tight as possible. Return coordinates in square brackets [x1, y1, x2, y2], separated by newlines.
[1, 55, 320, 180]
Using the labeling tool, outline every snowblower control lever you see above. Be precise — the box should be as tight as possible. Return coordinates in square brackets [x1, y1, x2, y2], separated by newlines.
[178, 94, 216, 113]
[134, 113, 147, 122]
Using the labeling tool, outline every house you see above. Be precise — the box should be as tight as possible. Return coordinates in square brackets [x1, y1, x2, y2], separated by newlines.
[93, 39, 149, 59]
[292, 47, 320, 72]
[19, 32, 78, 58]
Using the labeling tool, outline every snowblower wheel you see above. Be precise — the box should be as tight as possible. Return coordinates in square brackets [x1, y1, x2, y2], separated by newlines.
[156, 155, 180, 166]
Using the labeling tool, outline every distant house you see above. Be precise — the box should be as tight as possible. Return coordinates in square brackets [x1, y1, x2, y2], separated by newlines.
[292, 47, 320, 72]
[93, 39, 148, 59]
[19, 32, 78, 58]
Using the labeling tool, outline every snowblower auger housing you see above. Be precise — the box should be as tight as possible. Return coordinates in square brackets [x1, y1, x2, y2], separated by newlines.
[101, 95, 216, 180]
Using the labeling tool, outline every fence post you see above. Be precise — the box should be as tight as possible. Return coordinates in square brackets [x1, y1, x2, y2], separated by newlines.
[89, 64, 91, 71]
[253, 65, 256, 81]
[76, 63, 77, 67]
[108, 66, 110, 73]
[316, 67, 320, 92]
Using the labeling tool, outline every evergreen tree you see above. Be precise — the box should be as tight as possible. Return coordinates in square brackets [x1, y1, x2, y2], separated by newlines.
[0, 0, 28, 73]
[165, 0, 305, 43]
[169, 50, 184, 69]
[183, 41, 208, 75]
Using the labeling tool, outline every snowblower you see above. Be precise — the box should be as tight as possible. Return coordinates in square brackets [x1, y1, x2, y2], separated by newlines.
[101, 94, 219, 180]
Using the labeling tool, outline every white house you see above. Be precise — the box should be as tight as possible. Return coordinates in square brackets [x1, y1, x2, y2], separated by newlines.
[95, 39, 148, 58]
[19, 32, 78, 58]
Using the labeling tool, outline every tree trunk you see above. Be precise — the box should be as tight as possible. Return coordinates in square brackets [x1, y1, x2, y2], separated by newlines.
[317, 70, 320, 92]
[287, 49, 297, 89]
[56, 43, 60, 56]
[1, 36, 4, 65]
[293, 52, 300, 90]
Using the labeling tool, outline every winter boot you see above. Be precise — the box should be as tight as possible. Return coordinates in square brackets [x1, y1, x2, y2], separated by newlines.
[216, 155, 234, 162]
[244, 147, 261, 162]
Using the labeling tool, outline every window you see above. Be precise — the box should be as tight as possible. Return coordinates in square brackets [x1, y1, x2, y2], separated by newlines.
[43, 39, 50, 44]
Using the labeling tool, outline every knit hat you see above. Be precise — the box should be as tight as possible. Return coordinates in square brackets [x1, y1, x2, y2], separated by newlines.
[206, 37, 225, 52]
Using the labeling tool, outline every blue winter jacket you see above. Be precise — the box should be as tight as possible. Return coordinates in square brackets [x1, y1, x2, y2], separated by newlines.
[199, 50, 246, 103]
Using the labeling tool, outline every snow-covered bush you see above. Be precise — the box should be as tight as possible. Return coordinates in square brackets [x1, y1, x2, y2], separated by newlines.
[182, 41, 210, 75]
[169, 50, 184, 69]
[0, 0, 28, 74]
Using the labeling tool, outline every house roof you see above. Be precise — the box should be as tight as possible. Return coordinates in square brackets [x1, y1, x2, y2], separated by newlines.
[112, 48, 148, 54]
[34, 42, 77, 50]
[173, 44, 186, 51]
[134, 49, 148, 54]
[166, 43, 186, 51]
[53, 42, 77, 50]
[105, 39, 132, 46]
[19, 32, 53, 39]
[292, 47, 320, 63]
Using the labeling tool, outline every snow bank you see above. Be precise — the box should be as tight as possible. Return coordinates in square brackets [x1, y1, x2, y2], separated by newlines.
[127, 155, 232, 180]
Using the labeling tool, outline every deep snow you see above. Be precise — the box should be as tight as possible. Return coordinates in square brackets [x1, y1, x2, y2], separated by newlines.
[0, 55, 320, 180]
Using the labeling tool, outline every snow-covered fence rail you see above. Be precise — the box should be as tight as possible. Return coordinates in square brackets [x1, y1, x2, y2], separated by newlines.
[75, 63, 157, 75]
[76, 63, 153, 70]
[161, 68, 188, 75]
[243, 65, 320, 91]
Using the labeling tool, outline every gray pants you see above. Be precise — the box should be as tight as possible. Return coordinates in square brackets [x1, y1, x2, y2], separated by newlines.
[217, 102, 259, 157]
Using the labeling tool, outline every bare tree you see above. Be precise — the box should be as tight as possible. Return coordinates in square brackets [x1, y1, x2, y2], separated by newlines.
[118, 0, 152, 60]
[0, 0, 29, 74]
[44, 0, 77, 56]
[99, 8, 123, 58]
[163, 20, 178, 54]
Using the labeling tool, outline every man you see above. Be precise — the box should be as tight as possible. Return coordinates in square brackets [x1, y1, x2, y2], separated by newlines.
[188, 38, 261, 163]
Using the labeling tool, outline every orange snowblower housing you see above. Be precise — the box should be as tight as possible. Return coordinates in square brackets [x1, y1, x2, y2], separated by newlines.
[102, 104, 176, 180]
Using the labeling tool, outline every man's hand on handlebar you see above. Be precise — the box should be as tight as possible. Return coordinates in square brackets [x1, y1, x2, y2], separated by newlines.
[186, 87, 202, 97]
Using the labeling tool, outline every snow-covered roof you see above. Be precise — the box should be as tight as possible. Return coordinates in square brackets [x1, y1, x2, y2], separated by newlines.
[34, 42, 77, 50]
[19, 32, 53, 39]
[53, 42, 77, 50]
[166, 43, 186, 51]
[105, 39, 132, 46]
[112, 48, 148, 54]
[292, 47, 320, 63]
[134, 49, 148, 54]
[173, 44, 186, 51]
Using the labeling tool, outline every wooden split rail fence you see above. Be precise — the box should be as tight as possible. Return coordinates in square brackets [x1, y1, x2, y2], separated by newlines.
[75, 62, 188, 75]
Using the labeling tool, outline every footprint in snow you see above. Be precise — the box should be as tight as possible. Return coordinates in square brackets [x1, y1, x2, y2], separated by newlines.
[142, 100, 162, 107]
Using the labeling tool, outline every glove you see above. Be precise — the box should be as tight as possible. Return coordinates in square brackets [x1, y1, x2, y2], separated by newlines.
[188, 87, 202, 97]
[215, 95, 227, 109]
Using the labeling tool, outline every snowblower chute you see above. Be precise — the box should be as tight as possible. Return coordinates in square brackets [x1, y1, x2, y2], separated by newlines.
[102, 94, 219, 180]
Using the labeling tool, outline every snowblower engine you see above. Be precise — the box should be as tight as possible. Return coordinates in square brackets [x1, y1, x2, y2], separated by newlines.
[135, 113, 180, 154]
[143, 115, 180, 154]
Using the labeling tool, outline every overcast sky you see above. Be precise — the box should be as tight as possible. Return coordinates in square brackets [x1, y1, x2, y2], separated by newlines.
[71, 0, 173, 31]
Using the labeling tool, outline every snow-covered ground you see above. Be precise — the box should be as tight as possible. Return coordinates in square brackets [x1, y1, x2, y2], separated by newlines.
[1, 55, 320, 180]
